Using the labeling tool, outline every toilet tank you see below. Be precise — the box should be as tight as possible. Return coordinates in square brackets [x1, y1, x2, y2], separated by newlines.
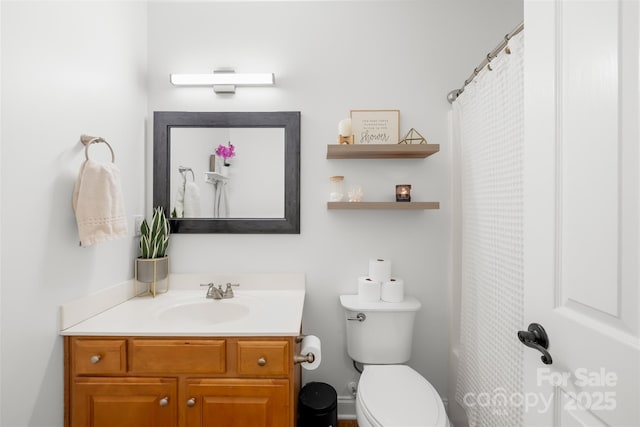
[339, 295, 422, 364]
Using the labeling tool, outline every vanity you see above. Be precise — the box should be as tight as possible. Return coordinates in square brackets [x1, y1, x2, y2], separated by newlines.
[60, 274, 306, 427]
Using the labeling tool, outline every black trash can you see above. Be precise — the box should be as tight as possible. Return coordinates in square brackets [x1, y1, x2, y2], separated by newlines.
[298, 382, 338, 427]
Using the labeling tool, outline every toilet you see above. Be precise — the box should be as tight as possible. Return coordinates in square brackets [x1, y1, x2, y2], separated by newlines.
[340, 295, 450, 427]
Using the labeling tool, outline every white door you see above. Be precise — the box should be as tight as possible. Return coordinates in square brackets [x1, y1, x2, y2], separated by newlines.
[523, 0, 640, 426]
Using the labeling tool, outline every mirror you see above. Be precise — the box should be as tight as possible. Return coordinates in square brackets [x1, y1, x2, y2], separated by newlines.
[170, 127, 285, 219]
[153, 111, 300, 233]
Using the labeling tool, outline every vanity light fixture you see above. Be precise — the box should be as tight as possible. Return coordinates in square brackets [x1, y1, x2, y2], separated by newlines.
[170, 69, 275, 94]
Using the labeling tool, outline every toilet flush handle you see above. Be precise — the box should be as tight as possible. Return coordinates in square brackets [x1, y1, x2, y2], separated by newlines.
[347, 313, 366, 322]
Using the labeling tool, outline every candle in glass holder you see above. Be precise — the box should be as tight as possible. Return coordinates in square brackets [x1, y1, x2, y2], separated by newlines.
[329, 176, 345, 201]
[395, 184, 411, 202]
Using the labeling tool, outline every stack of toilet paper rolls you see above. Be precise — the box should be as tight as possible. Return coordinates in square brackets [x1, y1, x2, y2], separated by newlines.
[357, 258, 405, 303]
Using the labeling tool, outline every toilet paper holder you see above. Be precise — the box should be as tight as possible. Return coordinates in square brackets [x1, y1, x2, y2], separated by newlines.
[294, 353, 316, 364]
[294, 335, 316, 365]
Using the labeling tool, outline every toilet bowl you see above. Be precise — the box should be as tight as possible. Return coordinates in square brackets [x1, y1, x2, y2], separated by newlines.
[339, 294, 451, 427]
[355, 365, 449, 427]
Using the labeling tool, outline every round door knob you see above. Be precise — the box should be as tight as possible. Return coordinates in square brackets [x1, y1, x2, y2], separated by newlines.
[186, 397, 196, 407]
[257, 357, 267, 366]
[90, 355, 101, 364]
[159, 397, 169, 407]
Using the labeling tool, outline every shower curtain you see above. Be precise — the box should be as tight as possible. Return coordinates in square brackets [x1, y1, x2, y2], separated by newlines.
[453, 31, 525, 427]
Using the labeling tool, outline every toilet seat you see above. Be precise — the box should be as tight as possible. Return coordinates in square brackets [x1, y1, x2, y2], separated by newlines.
[357, 365, 448, 427]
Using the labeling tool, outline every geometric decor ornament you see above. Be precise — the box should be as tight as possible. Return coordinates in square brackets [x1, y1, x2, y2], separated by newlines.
[398, 127, 427, 144]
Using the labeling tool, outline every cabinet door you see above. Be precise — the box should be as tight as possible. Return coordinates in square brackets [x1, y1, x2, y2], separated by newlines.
[71, 377, 177, 427]
[185, 378, 289, 427]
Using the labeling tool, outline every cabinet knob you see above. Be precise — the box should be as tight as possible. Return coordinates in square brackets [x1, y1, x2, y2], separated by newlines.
[90, 355, 101, 364]
[186, 397, 196, 407]
[257, 357, 267, 366]
[159, 397, 169, 407]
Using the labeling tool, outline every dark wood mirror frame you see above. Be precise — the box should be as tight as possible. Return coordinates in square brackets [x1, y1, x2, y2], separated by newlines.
[153, 111, 300, 234]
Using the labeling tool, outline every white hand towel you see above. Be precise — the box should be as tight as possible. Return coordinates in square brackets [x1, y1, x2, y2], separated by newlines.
[183, 181, 201, 217]
[220, 182, 229, 218]
[175, 175, 185, 218]
[72, 159, 128, 247]
[213, 181, 229, 218]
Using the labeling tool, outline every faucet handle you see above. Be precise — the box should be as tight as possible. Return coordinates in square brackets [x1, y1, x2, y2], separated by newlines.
[201, 283, 221, 299]
[223, 283, 239, 298]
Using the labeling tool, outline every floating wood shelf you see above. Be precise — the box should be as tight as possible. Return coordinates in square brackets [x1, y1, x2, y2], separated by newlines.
[326, 144, 440, 159]
[327, 201, 440, 210]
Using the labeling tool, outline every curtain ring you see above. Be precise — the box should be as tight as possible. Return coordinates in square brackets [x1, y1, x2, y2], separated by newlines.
[486, 54, 493, 71]
[503, 32, 513, 55]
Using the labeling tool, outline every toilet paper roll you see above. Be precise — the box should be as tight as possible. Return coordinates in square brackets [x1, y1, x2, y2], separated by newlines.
[358, 276, 381, 302]
[300, 335, 322, 370]
[369, 258, 392, 283]
[381, 277, 404, 303]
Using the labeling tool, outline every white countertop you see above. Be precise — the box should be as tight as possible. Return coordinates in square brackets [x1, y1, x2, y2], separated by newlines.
[60, 273, 305, 337]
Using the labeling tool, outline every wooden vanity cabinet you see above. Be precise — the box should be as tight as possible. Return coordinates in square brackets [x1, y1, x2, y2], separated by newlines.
[65, 336, 300, 427]
[71, 377, 177, 427]
[184, 378, 289, 427]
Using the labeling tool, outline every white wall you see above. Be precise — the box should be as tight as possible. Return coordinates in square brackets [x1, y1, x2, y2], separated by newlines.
[0, 1, 522, 425]
[147, 0, 522, 417]
[0, 2, 3, 422]
[0, 2, 147, 425]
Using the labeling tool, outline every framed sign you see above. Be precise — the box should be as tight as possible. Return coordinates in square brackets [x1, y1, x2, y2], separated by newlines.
[350, 110, 400, 144]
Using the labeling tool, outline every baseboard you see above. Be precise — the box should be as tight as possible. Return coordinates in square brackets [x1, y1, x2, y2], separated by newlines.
[338, 395, 356, 420]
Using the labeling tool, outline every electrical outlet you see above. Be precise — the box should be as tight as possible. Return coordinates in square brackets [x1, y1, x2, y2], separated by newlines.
[133, 215, 144, 237]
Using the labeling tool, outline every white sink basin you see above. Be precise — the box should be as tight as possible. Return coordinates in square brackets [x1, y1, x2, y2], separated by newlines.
[60, 273, 306, 336]
[157, 300, 250, 324]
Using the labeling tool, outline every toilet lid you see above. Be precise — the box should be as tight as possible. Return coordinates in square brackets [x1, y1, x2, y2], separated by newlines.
[358, 365, 447, 427]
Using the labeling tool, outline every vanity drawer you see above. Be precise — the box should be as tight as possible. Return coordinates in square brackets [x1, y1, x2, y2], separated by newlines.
[72, 338, 127, 375]
[237, 340, 290, 377]
[130, 339, 226, 374]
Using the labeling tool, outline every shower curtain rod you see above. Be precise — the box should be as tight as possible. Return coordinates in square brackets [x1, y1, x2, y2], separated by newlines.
[447, 21, 524, 104]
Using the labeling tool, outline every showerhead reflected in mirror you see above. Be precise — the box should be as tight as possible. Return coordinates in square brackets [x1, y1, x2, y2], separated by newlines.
[153, 111, 300, 234]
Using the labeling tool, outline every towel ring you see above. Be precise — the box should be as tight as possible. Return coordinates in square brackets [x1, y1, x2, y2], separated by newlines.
[178, 166, 195, 182]
[80, 134, 115, 163]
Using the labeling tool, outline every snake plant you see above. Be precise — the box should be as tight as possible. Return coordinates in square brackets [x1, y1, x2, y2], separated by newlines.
[139, 207, 170, 259]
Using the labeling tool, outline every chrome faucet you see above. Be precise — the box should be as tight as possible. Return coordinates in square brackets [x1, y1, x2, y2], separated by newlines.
[222, 283, 240, 299]
[201, 283, 224, 299]
[200, 282, 239, 299]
